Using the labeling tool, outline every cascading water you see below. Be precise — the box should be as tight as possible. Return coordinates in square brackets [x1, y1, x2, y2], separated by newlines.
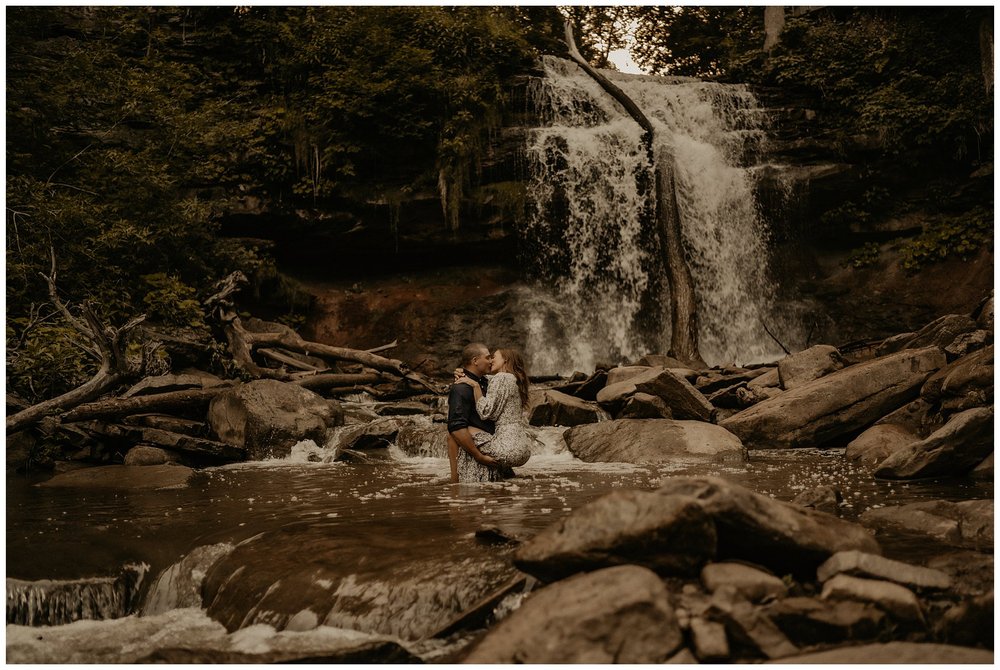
[523, 56, 798, 373]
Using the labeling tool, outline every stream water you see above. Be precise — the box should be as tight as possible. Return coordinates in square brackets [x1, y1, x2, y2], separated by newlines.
[7, 425, 990, 658]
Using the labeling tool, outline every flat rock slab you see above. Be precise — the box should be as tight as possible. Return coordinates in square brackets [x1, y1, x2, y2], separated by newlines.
[701, 562, 787, 603]
[656, 476, 880, 578]
[861, 499, 993, 551]
[820, 574, 924, 623]
[765, 596, 885, 646]
[817, 550, 951, 591]
[597, 367, 714, 421]
[39, 464, 193, 490]
[721, 347, 946, 449]
[777, 345, 845, 390]
[464, 565, 683, 663]
[564, 419, 746, 464]
[514, 490, 717, 582]
[769, 641, 993, 664]
[874, 406, 993, 479]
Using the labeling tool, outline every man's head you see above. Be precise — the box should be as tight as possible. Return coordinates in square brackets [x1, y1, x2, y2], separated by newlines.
[461, 342, 492, 376]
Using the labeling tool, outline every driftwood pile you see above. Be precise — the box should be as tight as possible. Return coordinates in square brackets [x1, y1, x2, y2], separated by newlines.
[7, 268, 446, 466]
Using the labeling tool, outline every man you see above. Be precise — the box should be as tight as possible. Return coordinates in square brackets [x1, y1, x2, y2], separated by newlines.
[447, 342, 497, 482]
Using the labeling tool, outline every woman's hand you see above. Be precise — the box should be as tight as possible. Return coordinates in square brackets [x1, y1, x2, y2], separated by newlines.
[453, 367, 464, 383]
[455, 374, 477, 388]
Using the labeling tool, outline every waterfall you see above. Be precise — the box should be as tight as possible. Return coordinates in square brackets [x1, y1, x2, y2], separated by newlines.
[7, 563, 148, 626]
[523, 56, 796, 373]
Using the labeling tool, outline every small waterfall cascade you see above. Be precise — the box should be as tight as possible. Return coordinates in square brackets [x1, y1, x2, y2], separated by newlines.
[7, 563, 149, 626]
[523, 56, 794, 372]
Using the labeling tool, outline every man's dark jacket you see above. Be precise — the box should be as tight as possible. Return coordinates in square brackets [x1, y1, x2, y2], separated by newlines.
[447, 369, 495, 434]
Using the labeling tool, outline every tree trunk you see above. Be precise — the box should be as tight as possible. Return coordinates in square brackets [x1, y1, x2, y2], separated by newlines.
[563, 21, 704, 367]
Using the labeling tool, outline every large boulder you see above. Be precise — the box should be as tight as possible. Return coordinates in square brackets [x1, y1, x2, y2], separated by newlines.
[820, 574, 924, 625]
[770, 641, 993, 664]
[873, 398, 943, 438]
[394, 422, 447, 458]
[844, 424, 917, 468]
[655, 477, 881, 578]
[123, 445, 172, 466]
[777, 345, 845, 390]
[905, 314, 978, 351]
[463, 565, 683, 663]
[874, 406, 993, 479]
[40, 464, 193, 490]
[208, 380, 343, 460]
[605, 365, 654, 387]
[596, 368, 714, 421]
[564, 419, 746, 464]
[861, 499, 993, 551]
[720, 347, 946, 449]
[617, 393, 672, 419]
[527, 389, 609, 427]
[920, 345, 992, 406]
[514, 490, 717, 582]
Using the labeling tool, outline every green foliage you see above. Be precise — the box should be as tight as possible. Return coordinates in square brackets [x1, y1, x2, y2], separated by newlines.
[900, 208, 992, 272]
[7, 324, 93, 402]
[842, 242, 882, 269]
[140, 274, 208, 332]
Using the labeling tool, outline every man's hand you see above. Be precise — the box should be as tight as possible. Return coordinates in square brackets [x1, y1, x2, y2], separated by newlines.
[475, 453, 498, 467]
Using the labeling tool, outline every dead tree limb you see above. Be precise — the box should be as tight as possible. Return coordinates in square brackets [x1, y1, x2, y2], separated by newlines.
[366, 339, 398, 354]
[6, 259, 154, 434]
[563, 21, 705, 368]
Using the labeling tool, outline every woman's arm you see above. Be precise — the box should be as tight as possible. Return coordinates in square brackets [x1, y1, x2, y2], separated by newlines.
[475, 373, 509, 421]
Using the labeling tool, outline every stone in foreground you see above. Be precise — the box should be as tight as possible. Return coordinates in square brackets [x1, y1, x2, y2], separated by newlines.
[564, 419, 745, 464]
[820, 574, 924, 624]
[816, 550, 951, 591]
[656, 476, 880, 577]
[721, 347, 945, 449]
[768, 641, 993, 664]
[463, 565, 683, 663]
[514, 490, 716, 582]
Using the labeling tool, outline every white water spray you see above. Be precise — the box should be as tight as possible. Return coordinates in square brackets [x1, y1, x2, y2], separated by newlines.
[523, 56, 796, 373]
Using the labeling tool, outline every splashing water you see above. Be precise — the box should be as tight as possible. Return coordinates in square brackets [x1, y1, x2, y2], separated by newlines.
[523, 56, 798, 372]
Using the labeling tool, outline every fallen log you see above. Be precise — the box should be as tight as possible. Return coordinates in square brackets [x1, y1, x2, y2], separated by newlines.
[82, 422, 247, 462]
[61, 387, 230, 423]
[258, 347, 329, 372]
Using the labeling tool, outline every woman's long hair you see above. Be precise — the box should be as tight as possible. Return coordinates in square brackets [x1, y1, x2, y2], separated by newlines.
[498, 348, 530, 409]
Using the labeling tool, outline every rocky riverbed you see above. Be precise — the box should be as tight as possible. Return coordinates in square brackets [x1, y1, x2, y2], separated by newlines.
[6, 293, 994, 663]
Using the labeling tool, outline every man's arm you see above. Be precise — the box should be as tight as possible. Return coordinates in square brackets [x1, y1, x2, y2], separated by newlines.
[450, 427, 497, 466]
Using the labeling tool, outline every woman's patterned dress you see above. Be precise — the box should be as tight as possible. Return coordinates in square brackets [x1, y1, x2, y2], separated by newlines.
[456, 372, 531, 483]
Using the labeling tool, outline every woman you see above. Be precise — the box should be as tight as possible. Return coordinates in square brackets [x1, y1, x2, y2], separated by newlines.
[455, 348, 532, 483]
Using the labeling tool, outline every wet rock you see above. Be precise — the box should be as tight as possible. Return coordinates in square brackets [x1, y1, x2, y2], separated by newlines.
[208, 380, 343, 460]
[655, 476, 881, 578]
[690, 617, 729, 661]
[513, 490, 716, 582]
[463, 565, 683, 663]
[616, 392, 672, 419]
[331, 417, 403, 452]
[572, 370, 608, 401]
[340, 403, 380, 425]
[821, 574, 924, 624]
[945, 329, 990, 358]
[7, 607, 420, 664]
[563, 419, 745, 465]
[596, 368, 715, 421]
[934, 590, 993, 648]
[374, 401, 430, 416]
[906, 314, 978, 351]
[123, 445, 171, 466]
[777, 345, 845, 390]
[765, 596, 885, 645]
[873, 398, 943, 438]
[720, 347, 946, 449]
[817, 550, 951, 592]
[143, 543, 236, 615]
[790, 485, 842, 513]
[921, 344, 992, 407]
[769, 641, 994, 664]
[845, 424, 917, 468]
[706, 586, 798, 660]
[874, 406, 993, 479]
[123, 371, 227, 397]
[975, 292, 993, 332]
[475, 525, 532, 545]
[605, 365, 654, 387]
[40, 464, 193, 490]
[971, 451, 993, 479]
[395, 422, 447, 458]
[528, 389, 609, 427]
[861, 499, 993, 551]
[701, 562, 787, 603]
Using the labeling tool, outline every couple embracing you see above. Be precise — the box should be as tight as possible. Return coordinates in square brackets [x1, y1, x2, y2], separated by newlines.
[446, 342, 532, 483]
